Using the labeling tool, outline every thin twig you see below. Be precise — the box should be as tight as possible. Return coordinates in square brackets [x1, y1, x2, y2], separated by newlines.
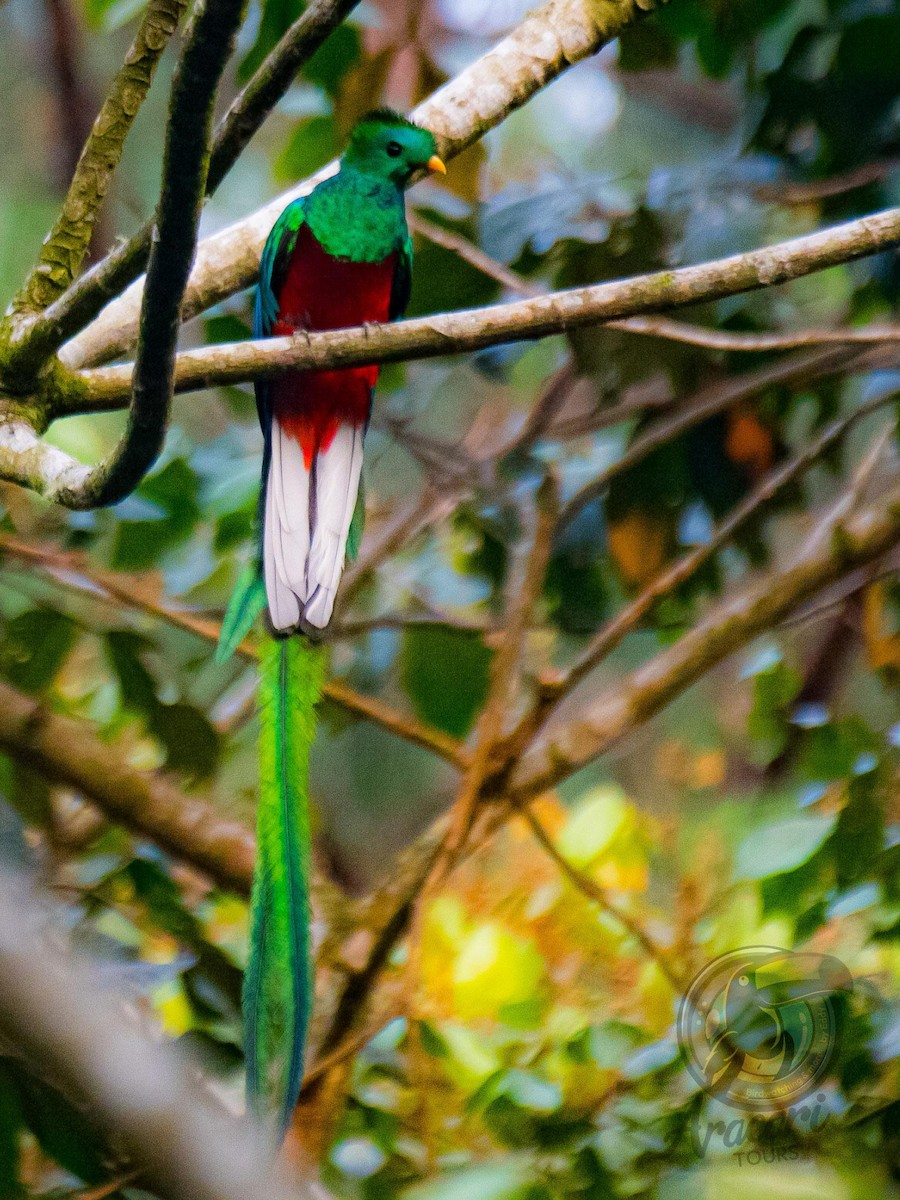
[0, 676, 256, 893]
[0, 530, 466, 767]
[0, 875, 326, 1200]
[429, 473, 558, 889]
[553, 390, 898, 701]
[518, 802, 684, 992]
[512, 482, 900, 799]
[556, 345, 864, 532]
[411, 212, 900, 356]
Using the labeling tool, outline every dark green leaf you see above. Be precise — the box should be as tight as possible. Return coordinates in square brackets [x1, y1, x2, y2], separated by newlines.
[401, 626, 491, 739]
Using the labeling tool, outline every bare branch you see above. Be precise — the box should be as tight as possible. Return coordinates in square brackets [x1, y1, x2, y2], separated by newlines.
[59, 0, 672, 370]
[412, 213, 900, 356]
[512, 482, 900, 798]
[23, 0, 363, 361]
[67, 207, 900, 411]
[556, 344, 868, 532]
[519, 803, 684, 991]
[607, 314, 900, 352]
[427, 474, 558, 889]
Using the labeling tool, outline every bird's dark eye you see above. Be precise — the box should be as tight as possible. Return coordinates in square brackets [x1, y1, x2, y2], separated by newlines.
[386, 140, 403, 158]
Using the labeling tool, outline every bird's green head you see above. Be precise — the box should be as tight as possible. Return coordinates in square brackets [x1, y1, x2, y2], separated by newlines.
[342, 109, 446, 186]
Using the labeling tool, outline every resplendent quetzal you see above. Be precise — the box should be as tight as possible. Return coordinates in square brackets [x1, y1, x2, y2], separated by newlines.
[218, 110, 444, 1142]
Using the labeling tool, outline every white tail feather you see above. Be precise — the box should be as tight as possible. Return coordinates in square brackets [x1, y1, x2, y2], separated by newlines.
[263, 417, 364, 633]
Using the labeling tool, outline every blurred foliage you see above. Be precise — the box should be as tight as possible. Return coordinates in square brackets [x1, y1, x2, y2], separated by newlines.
[0, 0, 899, 1196]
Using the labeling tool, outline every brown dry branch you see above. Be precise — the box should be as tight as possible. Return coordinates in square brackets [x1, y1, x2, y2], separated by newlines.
[556, 344, 866, 530]
[0, 677, 255, 894]
[546, 388, 899, 706]
[519, 802, 685, 992]
[0, 531, 466, 768]
[513, 482, 900, 797]
[426, 473, 559, 891]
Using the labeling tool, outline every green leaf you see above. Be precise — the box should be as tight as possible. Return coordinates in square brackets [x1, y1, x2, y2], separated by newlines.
[558, 787, 630, 867]
[401, 627, 491, 739]
[404, 1159, 535, 1200]
[204, 313, 251, 345]
[150, 702, 220, 782]
[0, 610, 77, 694]
[303, 22, 361, 97]
[275, 116, 339, 186]
[748, 657, 802, 761]
[10, 1063, 106, 1184]
[734, 813, 838, 881]
[0, 1061, 22, 1198]
[84, 0, 145, 31]
[113, 458, 201, 571]
[105, 632, 220, 781]
[238, 0, 304, 83]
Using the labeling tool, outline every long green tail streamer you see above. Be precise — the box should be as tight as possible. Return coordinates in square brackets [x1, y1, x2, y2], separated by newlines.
[243, 635, 325, 1141]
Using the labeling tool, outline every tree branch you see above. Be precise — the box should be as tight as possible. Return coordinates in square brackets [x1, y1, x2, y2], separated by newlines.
[0, 678, 255, 894]
[22, 0, 363, 363]
[556, 344, 873, 531]
[0, 874, 325, 1200]
[412, 211, 900, 355]
[66, 207, 900, 412]
[425, 474, 558, 893]
[5, 0, 186, 342]
[0, 530, 467, 768]
[548, 387, 898, 702]
[59, 0, 672, 371]
[512, 482, 900, 798]
[47, 0, 246, 509]
[519, 803, 684, 991]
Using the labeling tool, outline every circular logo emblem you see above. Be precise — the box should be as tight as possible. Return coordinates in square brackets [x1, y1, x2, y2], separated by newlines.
[677, 947, 852, 1112]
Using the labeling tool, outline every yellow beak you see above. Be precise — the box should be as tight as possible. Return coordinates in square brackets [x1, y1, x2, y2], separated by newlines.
[426, 154, 447, 175]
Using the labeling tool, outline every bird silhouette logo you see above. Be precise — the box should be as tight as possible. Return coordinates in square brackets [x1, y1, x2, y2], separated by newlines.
[677, 948, 852, 1111]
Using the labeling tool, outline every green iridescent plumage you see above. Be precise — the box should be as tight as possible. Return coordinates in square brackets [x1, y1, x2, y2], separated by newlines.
[243, 637, 325, 1140]
[217, 109, 439, 1144]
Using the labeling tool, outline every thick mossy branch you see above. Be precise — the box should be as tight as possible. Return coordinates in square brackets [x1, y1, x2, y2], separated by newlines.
[52, 0, 247, 509]
[60, 0, 671, 370]
[24, 0, 363, 365]
[8, 0, 186, 341]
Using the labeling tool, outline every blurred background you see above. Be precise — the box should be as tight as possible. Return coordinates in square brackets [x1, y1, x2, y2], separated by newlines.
[0, 0, 898, 1196]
